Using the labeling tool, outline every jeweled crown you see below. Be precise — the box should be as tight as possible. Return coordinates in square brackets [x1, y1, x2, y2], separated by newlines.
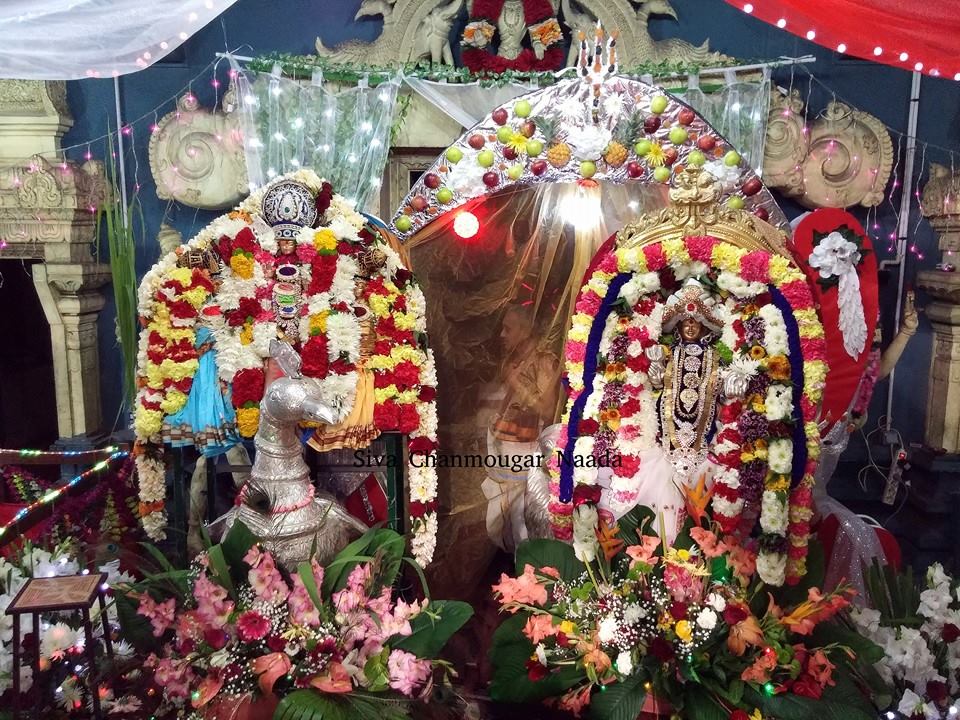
[261, 180, 319, 240]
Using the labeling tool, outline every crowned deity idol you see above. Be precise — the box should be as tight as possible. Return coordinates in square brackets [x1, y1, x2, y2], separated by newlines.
[632, 278, 747, 541]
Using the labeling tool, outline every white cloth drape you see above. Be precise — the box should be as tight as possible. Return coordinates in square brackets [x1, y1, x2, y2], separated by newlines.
[402, 77, 536, 129]
[0, 0, 238, 80]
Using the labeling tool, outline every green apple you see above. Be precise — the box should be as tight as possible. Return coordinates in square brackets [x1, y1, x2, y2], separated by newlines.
[653, 166, 671, 183]
[669, 127, 688, 145]
[634, 139, 653, 156]
[525, 139, 543, 156]
[507, 163, 525, 180]
[580, 160, 597, 178]
[650, 95, 669, 115]
[727, 196, 745, 210]
[723, 150, 742, 167]
[496, 126, 514, 144]
[514, 99, 532, 118]
[686, 150, 706, 167]
[477, 150, 495, 167]
[395, 215, 413, 232]
[445, 146, 463, 164]
[436, 187, 453, 204]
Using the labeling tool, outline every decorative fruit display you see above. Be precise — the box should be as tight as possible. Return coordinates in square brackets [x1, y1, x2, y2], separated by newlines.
[741, 177, 763, 196]
[514, 99, 532, 118]
[395, 215, 413, 232]
[727, 196, 745, 210]
[423, 173, 440, 189]
[650, 95, 669, 114]
[507, 163, 525, 180]
[643, 115, 661, 134]
[580, 160, 597, 178]
[603, 141, 628, 167]
[525, 139, 543, 156]
[483, 171, 499, 187]
[492, 107, 509, 125]
[534, 116, 570, 169]
[531, 159, 548, 175]
[687, 150, 706, 167]
[445, 146, 464, 163]
[547, 143, 571, 167]
[697, 134, 717, 151]
[669, 127, 688, 145]
[410, 195, 428, 212]
[477, 149, 495, 167]
[663, 147, 679, 166]
[678, 108, 696, 126]
[436, 187, 453, 204]
[634, 139, 653, 156]
[723, 150, 742, 167]
[468, 134, 485, 149]
[626, 160, 643, 178]
[503, 146, 518, 161]
[754, 206, 770, 221]
[653, 166, 671, 182]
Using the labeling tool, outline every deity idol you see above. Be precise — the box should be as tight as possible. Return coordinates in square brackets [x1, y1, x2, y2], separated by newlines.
[632, 278, 747, 541]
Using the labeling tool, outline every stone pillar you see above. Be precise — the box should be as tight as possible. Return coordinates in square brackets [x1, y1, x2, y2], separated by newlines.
[0, 79, 109, 442]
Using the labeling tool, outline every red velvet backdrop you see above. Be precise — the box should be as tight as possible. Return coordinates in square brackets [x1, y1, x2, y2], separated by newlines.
[724, 0, 960, 79]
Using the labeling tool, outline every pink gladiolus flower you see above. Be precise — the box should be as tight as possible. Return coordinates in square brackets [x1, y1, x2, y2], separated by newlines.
[387, 649, 433, 697]
[523, 614, 560, 644]
[137, 594, 176, 637]
[625, 535, 660, 567]
[194, 571, 235, 629]
[154, 657, 194, 700]
[690, 527, 727, 558]
[492, 564, 549, 610]
[247, 548, 289, 605]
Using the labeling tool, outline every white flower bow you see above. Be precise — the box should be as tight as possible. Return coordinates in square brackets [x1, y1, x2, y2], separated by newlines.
[809, 231, 867, 359]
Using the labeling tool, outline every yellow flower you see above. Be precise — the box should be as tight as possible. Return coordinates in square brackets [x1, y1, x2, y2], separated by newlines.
[168, 267, 193, 287]
[751, 710, 763, 720]
[587, 277, 611, 295]
[675, 620, 693, 643]
[134, 407, 163, 437]
[369, 294, 392, 318]
[313, 228, 338, 254]
[662, 237, 689, 265]
[181, 286, 209, 309]
[309, 312, 329, 335]
[230, 253, 255, 279]
[507, 131, 529, 154]
[160, 389, 188, 414]
[795, 309, 824, 338]
[646, 143, 666, 167]
[677, 548, 690, 562]
[236, 407, 260, 437]
[749, 345, 767, 360]
[768, 474, 790, 492]
[712, 243, 747, 273]
[239, 323, 254, 345]
[768, 255, 793, 285]
[397, 390, 419, 404]
[394, 311, 417, 331]
[616, 247, 647, 273]
[375, 386, 400, 404]
[559, 620, 575, 635]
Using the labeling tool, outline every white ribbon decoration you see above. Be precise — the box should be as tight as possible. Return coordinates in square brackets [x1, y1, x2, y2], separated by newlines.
[808, 231, 867, 359]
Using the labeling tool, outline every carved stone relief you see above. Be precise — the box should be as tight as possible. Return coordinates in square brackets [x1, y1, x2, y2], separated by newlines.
[762, 90, 893, 210]
[148, 82, 248, 211]
[316, 0, 724, 69]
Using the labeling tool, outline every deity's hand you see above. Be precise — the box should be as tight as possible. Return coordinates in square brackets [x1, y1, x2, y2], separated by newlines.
[901, 291, 918, 336]
[645, 346, 665, 388]
[532, 38, 546, 60]
[723, 367, 750, 398]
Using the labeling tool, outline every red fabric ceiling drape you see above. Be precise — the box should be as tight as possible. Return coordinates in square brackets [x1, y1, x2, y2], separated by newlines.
[724, 0, 960, 80]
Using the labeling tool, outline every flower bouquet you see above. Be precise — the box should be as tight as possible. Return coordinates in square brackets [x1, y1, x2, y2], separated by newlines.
[850, 560, 960, 719]
[489, 502, 879, 719]
[119, 522, 471, 719]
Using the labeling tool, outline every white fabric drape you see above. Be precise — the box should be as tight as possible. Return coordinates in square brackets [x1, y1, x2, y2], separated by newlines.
[0, 0, 238, 80]
[402, 77, 537, 129]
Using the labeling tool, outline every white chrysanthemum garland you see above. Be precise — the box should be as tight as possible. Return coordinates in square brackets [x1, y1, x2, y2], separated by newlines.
[550, 235, 826, 586]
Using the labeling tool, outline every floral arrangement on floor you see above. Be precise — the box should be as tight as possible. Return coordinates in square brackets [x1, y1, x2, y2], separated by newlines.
[551, 234, 826, 586]
[489, 502, 879, 719]
[0, 539, 138, 714]
[133, 170, 440, 565]
[850, 560, 960, 719]
[120, 522, 470, 719]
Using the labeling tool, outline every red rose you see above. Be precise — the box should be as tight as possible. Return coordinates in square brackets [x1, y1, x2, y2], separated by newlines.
[227, 297, 262, 326]
[354, 306, 367, 318]
[408, 436, 437, 454]
[393, 360, 421, 389]
[374, 401, 400, 430]
[393, 268, 413, 288]
[203, 628, 229, 651]
[418, 386, 437, 402]
[525, 658, 548, 682]
[266, 635, 287, 653]
[578, 418, 599, 435]
[729, 711, 751, 720]
[791, 673, 822, 699]
[669, 601, 688, 620]
[315, 182, 333, 215]
[650, 637, 675, 662]
[398, 403, 420, 434]
[216, 234, 232, 261]
[943, 623, 960, 643]
[358, 227, 375, 246]
[232, 368, 265, 408]
[723, 604, 749, 626]
[572, 484, 602, 507]
[556, 632, 571, 647]
[301, 335, 330, 378]
[409, 500, 437, 518]
[232, 226, 257, 255]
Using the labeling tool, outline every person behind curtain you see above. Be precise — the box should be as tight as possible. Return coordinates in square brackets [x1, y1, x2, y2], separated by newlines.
[482, 304, 560, 551]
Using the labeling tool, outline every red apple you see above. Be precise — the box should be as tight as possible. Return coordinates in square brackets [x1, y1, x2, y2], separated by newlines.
[678, 108, 696, 126]
[531, 159, 547, 175]
[741, 177, 762, 196]
[468, 134, 485, 150]
[520, 120, 537, 138]
[697, 135, 717, 151]
[753, 207, 770, 221]
[644, 115, 661, 134]
[483, 171, 500, 187]
[663, 147, 679, 166]
[492, 108, 508, 125]
[503, 146, 518, 161]
[626, 160, 643, 178]
[410, 195, 428, 212]
[423, 173, 440, 189]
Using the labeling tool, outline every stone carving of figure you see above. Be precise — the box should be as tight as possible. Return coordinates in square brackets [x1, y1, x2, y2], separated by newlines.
[634, 279, 747, 541]
[416, 0, 465, 65]
[497, 0, 528, 60]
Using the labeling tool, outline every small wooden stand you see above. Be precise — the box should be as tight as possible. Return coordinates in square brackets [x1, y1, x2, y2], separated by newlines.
[5, 572, 113, 719]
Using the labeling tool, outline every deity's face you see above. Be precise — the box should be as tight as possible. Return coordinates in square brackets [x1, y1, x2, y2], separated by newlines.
[679, 317, 704, 342]
[278, 238, 296, 256]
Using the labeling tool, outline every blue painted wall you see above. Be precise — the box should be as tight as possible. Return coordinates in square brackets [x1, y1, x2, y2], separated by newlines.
[63, 0, 958, 451]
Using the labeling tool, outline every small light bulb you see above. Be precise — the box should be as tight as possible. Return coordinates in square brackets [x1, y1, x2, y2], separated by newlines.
[743, 3, 753, 12]
[836, 43, 847, 53]
[776, 18, 786, 28]
[874, 46, 883, 55]
[806, 30, 816, 40]
[915, 62, 924, 71]
[899, 52, 909, 61]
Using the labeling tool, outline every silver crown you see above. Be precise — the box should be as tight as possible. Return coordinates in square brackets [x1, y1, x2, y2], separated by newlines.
[260, 180, 318, 240]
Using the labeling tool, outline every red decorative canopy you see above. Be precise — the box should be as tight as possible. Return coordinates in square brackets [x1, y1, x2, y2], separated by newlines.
[724, 0, 960, 80]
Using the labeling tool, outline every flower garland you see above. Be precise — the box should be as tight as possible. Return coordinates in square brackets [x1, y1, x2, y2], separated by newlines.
[460, 0, 564, 74]
[549, 235, 826, 585]
[362, 262, 439, 567]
